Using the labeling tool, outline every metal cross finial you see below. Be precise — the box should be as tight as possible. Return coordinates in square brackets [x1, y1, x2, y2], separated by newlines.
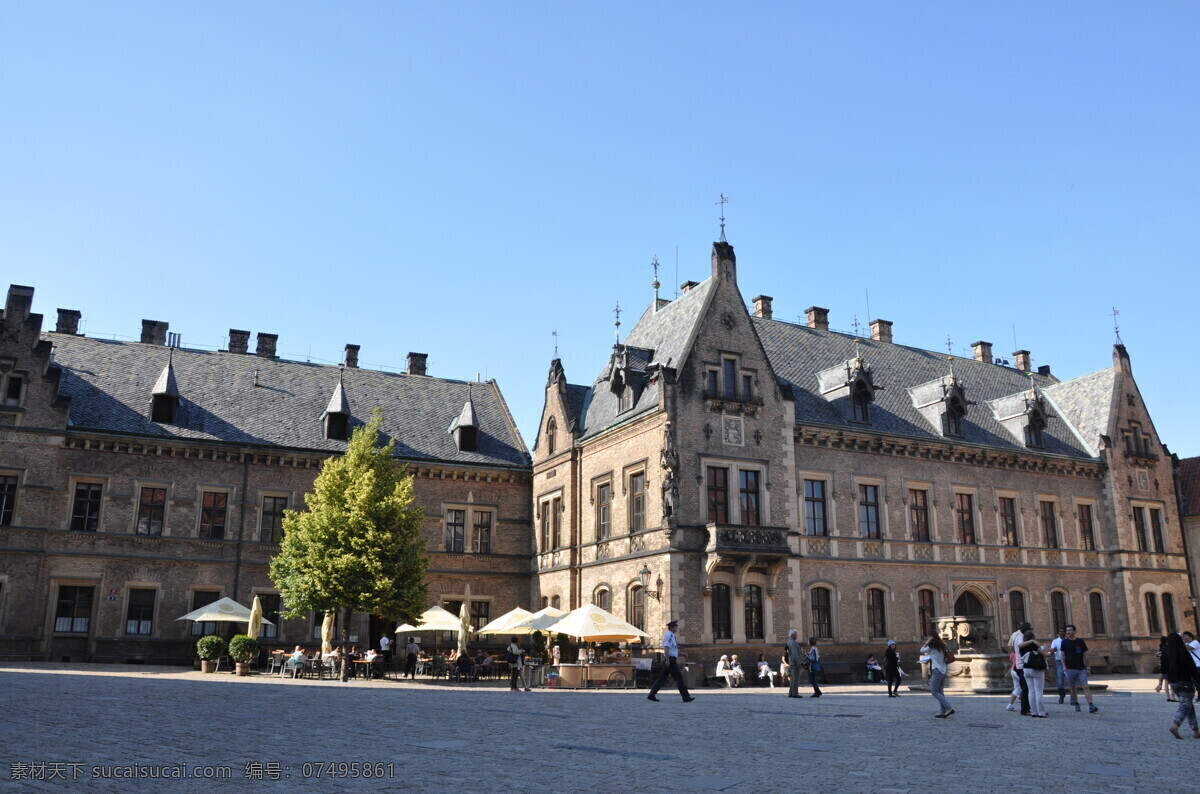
[945, 335, 954, 355]
[716, 193, 729, 242]
[614, 301, 622, 343]
[851, 315, 862, 337]
[552, 329, 558, 357]
[651, 256, 661, 305]
[1111, 307, 1122, 344]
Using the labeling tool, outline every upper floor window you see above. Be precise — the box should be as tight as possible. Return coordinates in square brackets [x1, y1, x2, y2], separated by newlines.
[1123, 422, 1152, 457]
[258, 594, 281, 639]
[199, 492, 227, 539]
[741, 374, 753, 401]
[619, 386, 632, 413]
[472, 510, 493, 554]
[1040, 501, 1059, 549]
[850, 387, 871, 424]
[150, 394, 177, 425]
[325, 412, 348, 441]
[545, 417, 557, 455]
[955, 493, 976, 545]
[1000, 497, 1019, 547]
[711, 583, 731, 640]
[707, 467, 728, 524]
[444, 509, 466, 553]
[628, 473, 645, 532]
[3, 373, 24, 406]
[1132, 507, 1148, 551]
[540, 501, 552, 551]
[71, 482, 103, 532]
[1149, 508, 1164, 553]
[1078, 504, 1095, 551]
[1024, 414, 1045, 449]
[0, 475, 16, 526]
[125, 588, 155, 635]
[1088, 592, 1106, 636]
[858, 484, 880, 539]
[804, 480, 827, 536]
[551, 497, 562, 548]
[261, 495, 288, 542]
[909, 488, 929, 542]
[739, 470, 761, 526]
[722, 359, 737, 399]
[136, 487, 166, 536]
[596, 482, 612, 540]
[942, 402, 965, 437]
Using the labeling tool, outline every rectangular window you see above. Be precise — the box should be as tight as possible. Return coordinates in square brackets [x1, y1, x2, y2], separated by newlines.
[711, 584, 731, 640]
[1145, 592, 1161, 635]
[804, 480, 827, 536]
[1051, 592, 1068, 633]
[706, 370, 719, 396]
[596, 483, 612, 540]
[1000, 497, 1019, 547]
[0, 475, 16, 526]
[125, 588, 155, 635]
[918, 590, 936, 637]
[741, 374, 753, 401]
[190, 591, 219, 636]
[858, 484, 880, 538]
[955, 493, 976, 545]
[471, 511, 492, 554]
[199, 492, 227, 539]
[629, 473, 645, 532]
[470, 601, 490, 633]
[540, 501, 551, 551]
[258, 594, 280, 639]
[867, 589, 887, 639]
[444, 509, 465, 553]
[54, 585, 93, 633]
[744, 585, 764, 640]
[1078, 504, 1095, 551]
[739, 470, 760, 526]
[909, 488, 929, 542]
[71, 482, 103, 532]
[551, 497, 562, 547]
[3, 375, 23, 405]
[136, 487, 166, 536]
[707, 467, 728, 524]
[723, 359, 737, 399]
[810, 588, 832, 640]
[1040, 501, 1059, 549]
[1133, 508, 1148, 552]
[261, 496, 288, 542]
[1150, 508, 1164, 553]
[1089, 592, 1106, 636]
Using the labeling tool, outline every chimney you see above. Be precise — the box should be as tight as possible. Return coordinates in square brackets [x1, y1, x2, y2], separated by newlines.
[870, 319, 893, 344]
[971, 341, 993, 363]
[344, 344, 360, 369]
[805, 306, 829, 331]
[227, 329, 250, 354]
[5, 285, 35, 324]
[711, 242, 737, 284]
[1013, 350, 1031, 372]
[1037, 364, 1052, 377]
[56, 309, 82, 335]
[255, 332, 278, 358]
[681, 280, 699, 294]
[407, 352, 428, 376]
[141, 319, 169, 346]
[752, 295, 774, 319]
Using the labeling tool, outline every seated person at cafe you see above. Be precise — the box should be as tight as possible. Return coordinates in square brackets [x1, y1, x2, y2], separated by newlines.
[364, 648, 383, 679]
[454, 653, 476, 680]
[477, 651, 493, 676]
[346, 645, 363, 678]
[285, 645, 307, 677]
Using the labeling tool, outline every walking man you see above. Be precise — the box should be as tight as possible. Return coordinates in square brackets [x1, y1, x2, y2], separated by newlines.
[787, 628, 804, 699]
[404, 636, 420, 679]
[1061, 624, 1099, 713]
[1049, 627, 1067, 704]
[647, 619, 695, 703]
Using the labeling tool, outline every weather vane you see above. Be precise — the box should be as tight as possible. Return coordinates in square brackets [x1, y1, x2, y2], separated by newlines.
[652, 256, 661, 303]
[614, 301, 622, 343]
[1111, 307, 1122, 344]
[552, 329, 558, 357]
[945, 335, 954, 355]
[716, 193, 729, 242]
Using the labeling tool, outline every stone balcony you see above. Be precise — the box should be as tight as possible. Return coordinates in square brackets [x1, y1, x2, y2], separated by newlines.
[704, 524, 790, 556]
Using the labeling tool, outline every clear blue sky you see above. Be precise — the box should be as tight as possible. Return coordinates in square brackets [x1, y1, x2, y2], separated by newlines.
[4, 4, 1198, 457]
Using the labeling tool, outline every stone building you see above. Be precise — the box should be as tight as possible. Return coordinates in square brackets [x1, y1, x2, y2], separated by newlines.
[531, 242, 1189, 672]
[1175, 455, 1200, 635]
[0, 285, 531, 663]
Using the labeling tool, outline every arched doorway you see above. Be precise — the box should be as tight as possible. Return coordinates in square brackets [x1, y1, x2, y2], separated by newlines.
[955, 591, 986, 616]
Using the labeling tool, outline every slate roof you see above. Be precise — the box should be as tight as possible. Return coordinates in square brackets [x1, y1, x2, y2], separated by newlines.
[1041, 368, 1118, 456]
[1179, 457, 1200, 516]
[44, 334, 530, 468]
[753, 319, 1106, 460]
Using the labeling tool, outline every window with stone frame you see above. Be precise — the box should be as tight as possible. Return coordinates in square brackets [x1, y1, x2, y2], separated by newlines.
[471, 510, 493, 554]
[1009, 591, 1027, 633]
[551, 594, 560, 610]
[1132, 507, 1149, 552]
[1000, 497, 1019, 547]
[189, 590, 219, 636]
[711, 583, 731, 640]
[850, 386, 871, 424]
[71, 482, 103, 532]
[628, 472, 645, 533]
[545, 417, 556, 455]
[705, 369, 719, 397]
[1040, 501, 1059, 549]
[444, 509, 466, 553]
[551, 497, 562, 548]
[1145, 592, 1161, 635]
[804, 480, 827, 536]
[261, 495, 288, 542]
[3, 373, 25, 406]
[471, 601, 490, 633]
[955, 492, 976, 544]
[1024, 415, 1045, 449]
[722, 358, 738, 399]
[909, 488, 929, 542]
[810, 587, 833, 640]
[707, 467, 729, 524]
[593, 587, 611, 612]
[867, 588, 887, 639]
[918, 589, 936, 638]
[1163, 593, 1177, 635]
[136, 487, 166, 536]
[125, 588, 155, 635]
[858, 484, 880, 539]
[540, 500, 551, 551]
[628, 585, 645, 632]
[1149, 508, 1165, 553]
[199, 491, 228, 539]
[0, 474, 16, 526]
[55, 585, 93, 633]
[739, 470, 760, 526]
[1050, 591, 1068, 634]
[1078, 504, 1096, 551]
[744, 584, 764, 640]
[258, 594, 281, 639]
[596, 482, 612, 540]
[1088, 592, 1106, 636]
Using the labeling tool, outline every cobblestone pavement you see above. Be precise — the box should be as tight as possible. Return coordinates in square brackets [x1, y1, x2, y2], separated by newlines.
[0, 664, 1192, 793]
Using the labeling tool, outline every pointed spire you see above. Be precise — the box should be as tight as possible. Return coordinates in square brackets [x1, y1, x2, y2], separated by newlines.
[651, 256, 661, 307]
[323, 368, 350, 417]
[152, 348, 179, 397]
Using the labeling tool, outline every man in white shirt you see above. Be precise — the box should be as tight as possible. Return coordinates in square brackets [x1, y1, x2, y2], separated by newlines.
[1049, 628, 1067, 704]
[647, 620, 695, 703]
[404, 638, 421, 679]
[379, 633, 392, 667]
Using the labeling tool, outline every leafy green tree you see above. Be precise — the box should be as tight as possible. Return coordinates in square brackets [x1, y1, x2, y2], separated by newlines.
[270, 411, 428, 679]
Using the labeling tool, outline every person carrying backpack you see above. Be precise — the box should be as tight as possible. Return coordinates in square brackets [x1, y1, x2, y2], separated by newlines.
[1163, 632, 1200, 739]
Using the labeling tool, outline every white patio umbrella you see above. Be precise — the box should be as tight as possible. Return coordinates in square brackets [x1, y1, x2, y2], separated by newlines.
[247, 595, 265, 639]
[393, 605, 464, 633]
[544, 603, 649, 642]
[504, 606, 567, 635]
[176, 597, 274, 627]
[476, 607, 533, 636]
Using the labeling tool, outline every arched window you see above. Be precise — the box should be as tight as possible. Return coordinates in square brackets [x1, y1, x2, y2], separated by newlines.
[1009, 591, 1027, 632]
[1145, 592, 1161, 635]
[628, 586, 645, 632]
[744, 585, 764, 640]
[1089, 592, 1106, 636]
[918, 589, 936, 638]
[540, 596, 548, 609]
[711, 584, 731, 640]
[593, 587, 611, 612]
[1050, 591, 1068, 634]
[551, 595, 560, 610]
[867, 588, 887, 638]
[1163, 593, 1177, 635]
[545, 417, 556, 455]
[955, 591, 985, 616]
[810, 587, 832, 639]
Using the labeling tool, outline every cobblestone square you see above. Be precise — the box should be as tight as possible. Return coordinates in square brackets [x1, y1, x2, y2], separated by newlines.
[0, 665, 1192, 793]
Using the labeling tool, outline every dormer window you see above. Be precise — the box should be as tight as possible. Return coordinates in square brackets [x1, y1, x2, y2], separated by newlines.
[1024, 411, 1046, 449]
[151, 394, 177, 424]
[451, 398, 479, 452]
[850, 384, 872, 424]
[322, 375, 351, 441]
[942, 391, 968, 438]
[619, 386, 632, 412]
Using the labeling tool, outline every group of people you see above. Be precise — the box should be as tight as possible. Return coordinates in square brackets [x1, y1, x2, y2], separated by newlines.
[279, 644, 385, 679]
[1154, 630, 1200, 738]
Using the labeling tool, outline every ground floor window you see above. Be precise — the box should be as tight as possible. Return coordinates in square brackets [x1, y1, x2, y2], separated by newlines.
[55, 586, 93, 633]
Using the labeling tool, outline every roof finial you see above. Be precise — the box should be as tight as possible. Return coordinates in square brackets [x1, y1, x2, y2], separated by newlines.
[851, 315, 862, 337]
[1111, 306, 1122, 344]
[552, 329, 558, 357]
[947, 355, 955, 379]
[945, 334, 954, 355]
[716, 193, 729, 242]
[651, 256, 661, 306]
[854, 336, 863, 363]
[613, 301, 622, 344]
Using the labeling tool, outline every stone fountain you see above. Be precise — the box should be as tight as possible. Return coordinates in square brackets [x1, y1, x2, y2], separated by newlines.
[910, 614, 1012, 694]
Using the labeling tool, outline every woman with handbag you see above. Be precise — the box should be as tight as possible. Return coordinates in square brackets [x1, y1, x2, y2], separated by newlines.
[506, 636, 525, 692]
[919, 635, 954, 718]
[805, 638, 823, 698]
[884, 640, 901, 697]
[1018, 629, 1048, 717]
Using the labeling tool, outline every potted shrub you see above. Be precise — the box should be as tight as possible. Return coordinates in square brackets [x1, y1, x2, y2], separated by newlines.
[228, 635, 259, 676]
[196, 635, 226, 673]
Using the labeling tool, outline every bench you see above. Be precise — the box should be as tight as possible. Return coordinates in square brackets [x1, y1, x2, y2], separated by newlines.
[1100, 654, 1136, 674]
[814, 660, 853, 684]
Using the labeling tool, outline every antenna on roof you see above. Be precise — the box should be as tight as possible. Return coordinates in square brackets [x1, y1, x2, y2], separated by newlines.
[1111, 306, 1122, 344]
[613, 301, 622, 344]
[865, 289, 872, 329]
[716, 193, 729, 242]
[651, 256, 661, 306]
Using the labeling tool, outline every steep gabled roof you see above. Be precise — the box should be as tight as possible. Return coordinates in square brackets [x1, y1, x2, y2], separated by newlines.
[45, 334, 529, 468]
[1041, 368, 1118, 456]
[1179, 457, 1200, 517]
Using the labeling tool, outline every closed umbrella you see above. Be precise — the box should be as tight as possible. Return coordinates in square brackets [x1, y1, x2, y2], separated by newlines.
[321, 612, 335, 655]
[458, 601, 471, 656]
[247, 596, 264, 640]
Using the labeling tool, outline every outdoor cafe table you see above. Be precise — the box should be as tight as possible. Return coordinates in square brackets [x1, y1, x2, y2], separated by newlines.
[353, 659, 387, 680]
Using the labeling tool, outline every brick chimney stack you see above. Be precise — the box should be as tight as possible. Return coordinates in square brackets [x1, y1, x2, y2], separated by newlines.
[141, 320, 169, 346]
[227, 329, 250, 354]
[256, 332, 278, 358]
[4, 285, 34, 324]
[407, 352, 428, 376]
[752, 295, 773, 319]
[972, 341, 993, 363]
[56, 309, 82, 335]
[1013, 350, 1031, 372]
[344, 344, 360, 369]
[805, 306, 830, 331]
[870, 319, 893, 344]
